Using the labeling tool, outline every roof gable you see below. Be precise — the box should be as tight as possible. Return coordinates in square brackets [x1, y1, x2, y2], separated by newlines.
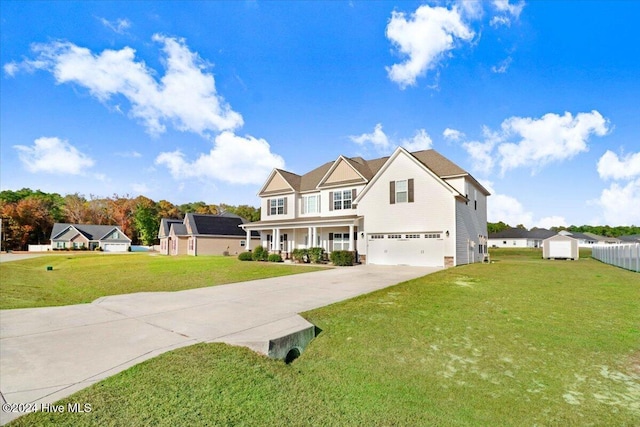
[259, 169, 298, 196]
[50, 223, 129, 242]
[354, 147, 465, 204]
[317, 156, 368, 188]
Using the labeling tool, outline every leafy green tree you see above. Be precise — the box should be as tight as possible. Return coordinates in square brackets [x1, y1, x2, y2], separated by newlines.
[134, 201, 159, 245]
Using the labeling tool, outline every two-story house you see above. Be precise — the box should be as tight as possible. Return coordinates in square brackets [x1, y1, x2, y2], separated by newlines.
[240, 147, 490, 267]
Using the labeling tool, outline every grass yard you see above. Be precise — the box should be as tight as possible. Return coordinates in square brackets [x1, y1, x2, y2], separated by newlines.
[0, 253, 325, 309]
[8, 249, 640, 426]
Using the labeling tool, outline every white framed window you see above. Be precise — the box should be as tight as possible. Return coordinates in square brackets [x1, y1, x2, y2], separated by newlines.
[395, 180, 408, 203]
[425, 233, 441, 239]
[113, 231, 119, 239]
[269, 198, 285, 215]
[302, 195, 320, 214]
[240, 240, 246, 247]
[369, 234, 384, 240]
[332, 233, 349, 251]
[333, 190, 352, 210]
[388, 234, 402, 239]
[405, 234, 420, 239]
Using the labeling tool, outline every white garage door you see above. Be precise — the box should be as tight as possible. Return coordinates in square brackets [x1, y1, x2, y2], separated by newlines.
[367, 233, 444, 267]
[548, 241, 572, 259]
[102, 243, 128, 252]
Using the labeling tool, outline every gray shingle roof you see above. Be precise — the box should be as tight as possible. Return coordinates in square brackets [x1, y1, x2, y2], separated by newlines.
[267, 148, 480, 194]
[51, 223, 130, 242]
[489, 228, 556, 239]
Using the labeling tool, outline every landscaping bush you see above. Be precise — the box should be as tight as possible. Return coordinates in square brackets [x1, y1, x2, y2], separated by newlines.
[238, 252, 253, 261]
[252, 246, 268, 261]
[291, 248, 308, 263]
[330, 250, 355, 266]
[268, 254, 283, 263]
[308, 247, 325, 264]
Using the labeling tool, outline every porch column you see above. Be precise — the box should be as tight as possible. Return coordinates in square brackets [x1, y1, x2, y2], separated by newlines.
[308, 227, 313, 248]
[245, 229, 252, 251]
[312, 227, 317, 247]
[348, 224, 354, 251]
[272, 228, 279, 252]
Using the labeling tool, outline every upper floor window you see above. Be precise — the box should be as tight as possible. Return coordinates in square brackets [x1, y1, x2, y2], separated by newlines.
[390, 179, 414, 204]
[332, 189, 353, 210]
[301, 195, 320, 214]
[268, 197, 287, 215]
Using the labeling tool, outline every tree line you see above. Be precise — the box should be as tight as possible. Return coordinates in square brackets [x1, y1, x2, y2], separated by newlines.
[0, 188, 260, 250]
[487, 221, 640, 237]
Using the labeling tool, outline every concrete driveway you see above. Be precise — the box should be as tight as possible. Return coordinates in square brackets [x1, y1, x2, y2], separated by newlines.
[0, 264, 440, 424]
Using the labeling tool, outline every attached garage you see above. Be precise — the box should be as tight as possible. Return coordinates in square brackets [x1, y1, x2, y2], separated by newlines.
[102, 243, 129, 252]
[543, 234, 579, 260]
[367, 233, 444, 267]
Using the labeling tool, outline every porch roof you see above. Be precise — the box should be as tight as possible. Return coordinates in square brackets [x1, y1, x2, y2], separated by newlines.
[240, 215, 361, 230]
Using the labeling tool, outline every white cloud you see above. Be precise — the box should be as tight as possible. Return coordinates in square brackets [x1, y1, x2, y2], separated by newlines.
[455, 0, 484, 20]
[17, 35, 243, 136]
[98, 17, 131, 34]
[443, 128, 465, 141]
[594, 179, 640, 225]
[155, 131, 285, 185]
[386, 4, 474, 88]
[497, 111, 609, 174]
[489, 193, 533, 227]
[597, 150, 640, 180]
[493, 0, 525, 19]
[462, 111, 610, 176]
[535, 216, 567, 229]
[350, 124, 432, 154]
[491, 56, 512, 73]
[14, 136, 95, 175]
[401, 129, 433, 151]
[3, 62, 19, 77]
[491, 0, 525, 27]
[350, 123, 391, 153]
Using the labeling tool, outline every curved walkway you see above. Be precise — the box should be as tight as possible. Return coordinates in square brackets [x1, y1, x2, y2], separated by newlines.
[0, 264, 440, 424]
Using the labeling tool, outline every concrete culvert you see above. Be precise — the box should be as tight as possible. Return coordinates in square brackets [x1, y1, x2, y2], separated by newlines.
[284, 347, 301, 364]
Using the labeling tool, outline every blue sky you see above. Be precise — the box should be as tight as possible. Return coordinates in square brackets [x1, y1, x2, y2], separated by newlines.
[2, 1, 639, 227]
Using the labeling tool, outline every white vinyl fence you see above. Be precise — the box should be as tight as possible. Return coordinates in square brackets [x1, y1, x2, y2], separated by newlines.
[592, 243, 640, 273]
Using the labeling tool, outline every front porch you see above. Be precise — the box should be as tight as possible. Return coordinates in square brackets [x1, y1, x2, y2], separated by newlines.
[240, 215, 362, 260]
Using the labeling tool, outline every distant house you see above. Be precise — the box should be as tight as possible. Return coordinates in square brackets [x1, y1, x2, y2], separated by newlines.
[619, 234, 640, 244]
[50, 223, 131, 252]
[582, 232, 622, 245]
[558, 230, 599, 247]
[158, 213, 260, 256]
[488, 228, 556, 248]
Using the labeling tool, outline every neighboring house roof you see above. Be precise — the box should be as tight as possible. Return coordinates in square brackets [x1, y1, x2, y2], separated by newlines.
[50, 223, 131, 242]
[564, 231, 597, 241]
[488, 228, 556, 240]
[159, 218, 183, 238]
[164, 214, 259, 238]
[618, 234, 640, 243]
[261, 148, 489, 196]
[170, 223, 188, 236]
[583, 232, 622, 243]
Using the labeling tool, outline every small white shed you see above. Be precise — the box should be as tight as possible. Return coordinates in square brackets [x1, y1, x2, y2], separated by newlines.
[542, 234, 579, 260]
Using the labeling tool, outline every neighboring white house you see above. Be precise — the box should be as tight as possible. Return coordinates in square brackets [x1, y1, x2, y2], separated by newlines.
[488, 228, 556, 248]
[240, 147, 490, 267]
[50, 223, 132, 252]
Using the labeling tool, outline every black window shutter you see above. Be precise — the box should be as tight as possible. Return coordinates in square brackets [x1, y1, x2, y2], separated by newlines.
[408, 178, 414, 203]
[390, 181, 396, 204]
[329, 233, 334, 241]
[351, 189, 356, 204]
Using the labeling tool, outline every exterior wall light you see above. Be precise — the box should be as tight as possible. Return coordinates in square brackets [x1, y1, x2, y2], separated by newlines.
[446, 230, 450, 237]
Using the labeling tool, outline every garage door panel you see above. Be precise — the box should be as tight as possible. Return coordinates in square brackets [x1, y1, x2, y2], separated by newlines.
[367, 234, 443, 267]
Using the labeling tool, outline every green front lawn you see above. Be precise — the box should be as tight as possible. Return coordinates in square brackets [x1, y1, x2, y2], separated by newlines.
[0, 253, 325, 309]
[9, 249, 639, 426]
